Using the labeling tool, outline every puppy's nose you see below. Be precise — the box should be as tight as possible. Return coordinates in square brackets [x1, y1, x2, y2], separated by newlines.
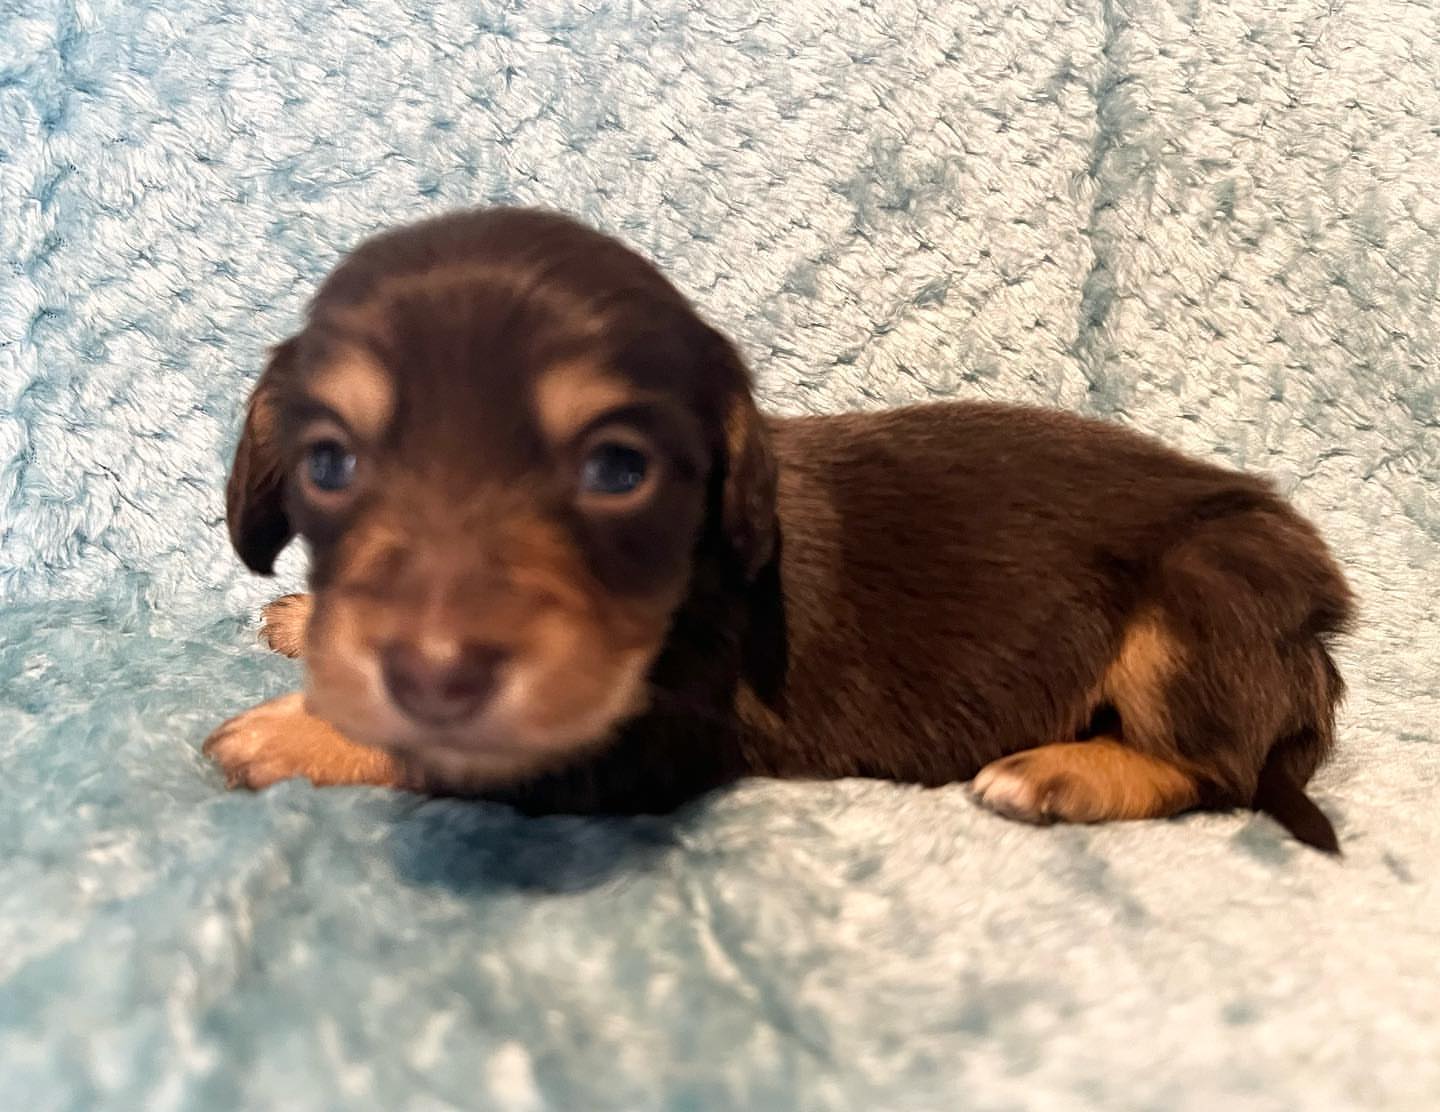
[380, 639, 506, 726]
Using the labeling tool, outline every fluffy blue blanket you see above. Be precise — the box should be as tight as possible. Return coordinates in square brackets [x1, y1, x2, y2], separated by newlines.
[3, 0, 1438, 1107]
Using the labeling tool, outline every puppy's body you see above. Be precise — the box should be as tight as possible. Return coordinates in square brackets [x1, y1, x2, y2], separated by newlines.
[754, 407, 1347, 799]
[206, 208, 1352, 850]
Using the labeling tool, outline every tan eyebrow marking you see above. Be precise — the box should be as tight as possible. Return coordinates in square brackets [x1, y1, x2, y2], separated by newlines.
[306, 348, 395, 441]
[532, 359, 638, 445]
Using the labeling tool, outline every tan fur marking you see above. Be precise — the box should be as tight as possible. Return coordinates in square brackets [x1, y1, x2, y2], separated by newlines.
[259, 594, 312, 658]
[203, 692, 404, 790]
[972, 739, 1201, 824]
[309, 349, 395, 441]
[295, 509, 676, 782]
[1101, 612, 1183, 751]
[532, 360, 636, 445]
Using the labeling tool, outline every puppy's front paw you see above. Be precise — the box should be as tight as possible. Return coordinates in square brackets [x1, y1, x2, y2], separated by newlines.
[258, 594, 312, 658]
[203, 692, 402, 790]
[971, 741, 1200, 825]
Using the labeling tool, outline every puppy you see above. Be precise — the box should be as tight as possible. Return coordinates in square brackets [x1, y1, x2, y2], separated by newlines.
[205, 207, 1354, 851]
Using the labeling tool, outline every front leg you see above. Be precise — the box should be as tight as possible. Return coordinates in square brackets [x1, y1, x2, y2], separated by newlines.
[203, 693, 405, 790]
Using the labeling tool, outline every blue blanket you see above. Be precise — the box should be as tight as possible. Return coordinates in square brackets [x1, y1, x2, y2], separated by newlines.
[3, 1, 1438, 1107]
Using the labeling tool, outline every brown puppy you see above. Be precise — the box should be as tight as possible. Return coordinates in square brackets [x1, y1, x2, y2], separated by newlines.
[205, 208, 1354, 851]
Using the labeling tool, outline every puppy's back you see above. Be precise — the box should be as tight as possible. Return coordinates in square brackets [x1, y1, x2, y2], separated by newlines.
[767, 401, 1297, 595]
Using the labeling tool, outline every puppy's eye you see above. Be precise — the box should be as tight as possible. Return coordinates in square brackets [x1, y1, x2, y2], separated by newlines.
[579, 442, 649, 496]
[304, 439, 357, 493]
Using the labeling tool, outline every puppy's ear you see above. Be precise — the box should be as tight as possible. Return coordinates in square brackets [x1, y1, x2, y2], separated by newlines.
[227, 338, 297, 574]
[708, 330, 778, 578]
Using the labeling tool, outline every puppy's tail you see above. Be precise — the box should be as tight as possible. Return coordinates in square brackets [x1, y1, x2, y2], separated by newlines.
[1252, 746, 1340, 855]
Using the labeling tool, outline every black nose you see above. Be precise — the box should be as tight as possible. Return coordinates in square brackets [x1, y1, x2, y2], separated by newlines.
[380, 640, 506, 726]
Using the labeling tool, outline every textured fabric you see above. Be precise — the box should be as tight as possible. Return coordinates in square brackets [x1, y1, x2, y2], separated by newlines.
[2, 0, 1439, 1108]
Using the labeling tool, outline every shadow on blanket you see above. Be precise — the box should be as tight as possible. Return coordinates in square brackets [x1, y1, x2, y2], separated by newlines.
[387, 799, 710, 895]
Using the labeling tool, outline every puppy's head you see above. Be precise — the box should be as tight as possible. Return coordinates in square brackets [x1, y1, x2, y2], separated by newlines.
[228, 208, 775, 786]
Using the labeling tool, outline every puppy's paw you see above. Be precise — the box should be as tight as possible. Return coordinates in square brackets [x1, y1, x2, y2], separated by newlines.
[203, 693, 402, 790]
[971, 740, 1200, 825]
[971, 751, 1067, 824]
[258, 594, 312, 658]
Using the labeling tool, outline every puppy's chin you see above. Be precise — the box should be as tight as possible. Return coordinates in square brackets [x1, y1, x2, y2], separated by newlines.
[302, 647, 654, 791]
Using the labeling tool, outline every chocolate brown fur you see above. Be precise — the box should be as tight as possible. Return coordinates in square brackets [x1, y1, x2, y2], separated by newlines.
[207, 207, 1354, 851]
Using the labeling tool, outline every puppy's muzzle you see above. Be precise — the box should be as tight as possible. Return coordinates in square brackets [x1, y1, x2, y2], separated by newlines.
[379, 638, 508, 727]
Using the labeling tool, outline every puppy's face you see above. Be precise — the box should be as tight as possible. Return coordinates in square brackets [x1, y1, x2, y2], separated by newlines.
[227, 209, 775, 786]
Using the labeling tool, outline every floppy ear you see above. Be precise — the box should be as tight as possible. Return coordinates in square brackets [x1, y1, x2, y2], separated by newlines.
[226, 338, 298, 574]
[708, 331, 778, 578]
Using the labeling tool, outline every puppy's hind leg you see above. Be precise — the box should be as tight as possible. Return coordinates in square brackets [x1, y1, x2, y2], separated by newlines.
[1140, 506, 1350, 851]
[972, 738, 1201, 824]
[973, 507, 1349, 851]
[258, 593, 312, 658]
[972, 610, 1206, 826]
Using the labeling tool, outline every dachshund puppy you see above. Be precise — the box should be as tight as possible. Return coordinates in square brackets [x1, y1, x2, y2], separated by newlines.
[205, 208, 1354, 851]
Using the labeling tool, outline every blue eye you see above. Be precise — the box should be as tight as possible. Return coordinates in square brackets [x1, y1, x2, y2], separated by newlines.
[580, 442, 649, 496]
[305, 440, 357, 493]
